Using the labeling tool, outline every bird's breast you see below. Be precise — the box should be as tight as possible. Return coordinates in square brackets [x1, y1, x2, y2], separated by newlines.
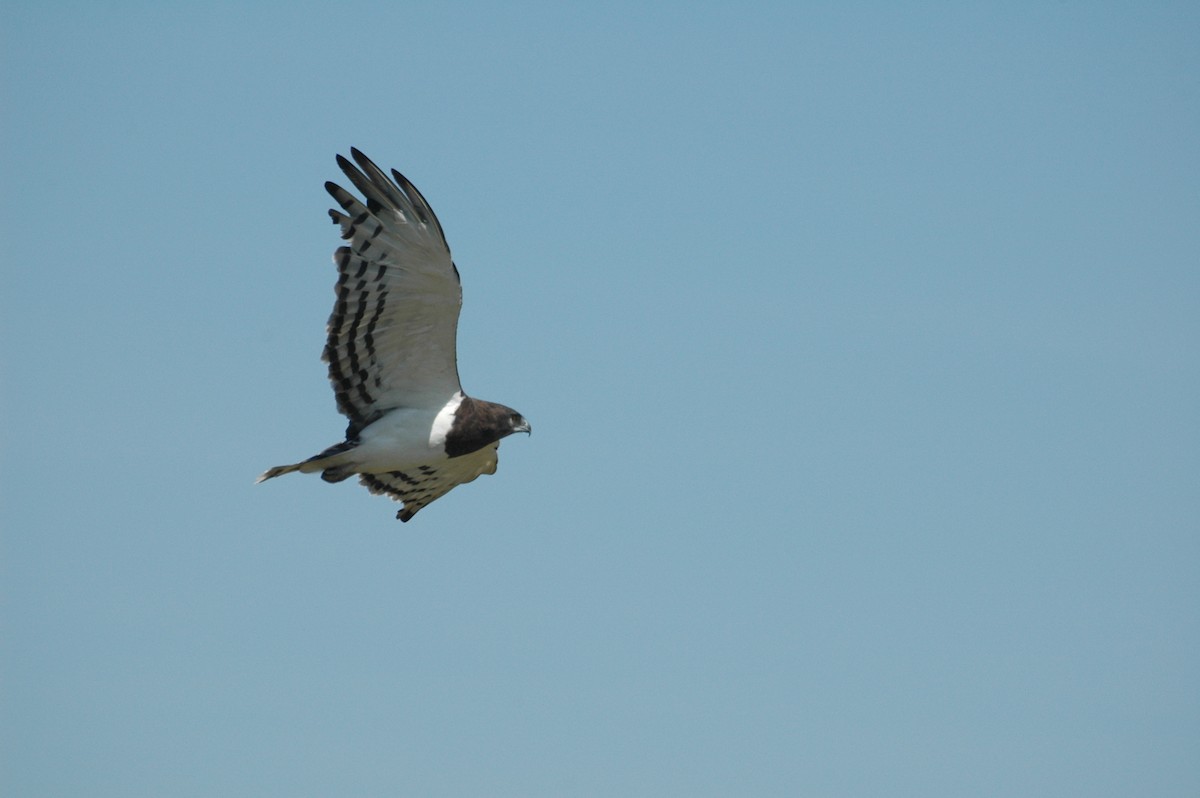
[352, 401, 460, 471]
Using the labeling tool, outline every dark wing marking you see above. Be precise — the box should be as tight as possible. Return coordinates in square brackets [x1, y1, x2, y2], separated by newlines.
[323, 149, 463, 437]
[357, 445, 500, 521]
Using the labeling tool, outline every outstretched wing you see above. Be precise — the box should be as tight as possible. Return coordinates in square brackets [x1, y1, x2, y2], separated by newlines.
[358, 444, 500, 522]
[323, 148, 463, 437]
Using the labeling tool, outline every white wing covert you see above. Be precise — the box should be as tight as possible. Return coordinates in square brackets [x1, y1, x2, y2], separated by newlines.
[323, 148, 463, 437]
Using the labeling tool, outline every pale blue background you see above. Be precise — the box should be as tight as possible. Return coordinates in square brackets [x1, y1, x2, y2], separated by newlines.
[3, 3, 1197, 796]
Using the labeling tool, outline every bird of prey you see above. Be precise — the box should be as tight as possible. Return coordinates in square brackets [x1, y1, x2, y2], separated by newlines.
[258, 149, 530, 521]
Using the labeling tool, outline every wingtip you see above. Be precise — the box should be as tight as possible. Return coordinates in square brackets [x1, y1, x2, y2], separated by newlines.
[349, 147, 383, 176]
[326, 180, 358, 209]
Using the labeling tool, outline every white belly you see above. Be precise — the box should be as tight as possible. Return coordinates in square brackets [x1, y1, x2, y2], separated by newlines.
[351, 394, 463, 473]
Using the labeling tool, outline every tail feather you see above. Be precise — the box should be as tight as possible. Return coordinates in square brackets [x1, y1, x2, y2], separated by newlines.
[256, 439, 360, 484]
[256, 463, 302, 483]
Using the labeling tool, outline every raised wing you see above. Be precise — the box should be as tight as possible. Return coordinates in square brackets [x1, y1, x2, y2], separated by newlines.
[324, 148, 463, 437]
[358, 444, 499, 521]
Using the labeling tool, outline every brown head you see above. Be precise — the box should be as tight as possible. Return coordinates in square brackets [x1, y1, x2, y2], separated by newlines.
[443, 396, 531, 458]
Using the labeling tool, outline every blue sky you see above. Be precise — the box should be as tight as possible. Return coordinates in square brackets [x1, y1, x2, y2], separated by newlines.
[3, 3, 1197, 796]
